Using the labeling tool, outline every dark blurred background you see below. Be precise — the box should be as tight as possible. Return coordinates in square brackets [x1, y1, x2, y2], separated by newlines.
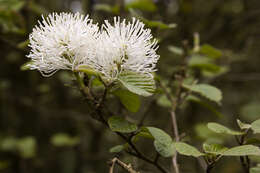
[0, 0, 260, 172]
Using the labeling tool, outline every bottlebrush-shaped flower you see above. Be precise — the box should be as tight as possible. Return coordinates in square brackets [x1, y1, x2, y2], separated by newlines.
[80, 17, 159, 83]
[27, 12, 99, 77]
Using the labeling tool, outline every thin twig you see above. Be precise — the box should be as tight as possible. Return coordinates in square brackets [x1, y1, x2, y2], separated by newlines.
[116, 132, 168, 173]
[75, 75, 169, 173]
[236, 130, 250, 173]
[159, 79, 181, 173]
[206, 156, 222, 173]
[171, 111, 180, 173]
[109, 157, 140, 173]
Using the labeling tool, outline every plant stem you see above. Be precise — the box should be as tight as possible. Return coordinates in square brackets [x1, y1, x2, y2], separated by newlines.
[236, 130, 251, 173]
[171, 110, 180, 173]
[117, 132, 168, 173]
[109, 157, 139, 173]
[206, 165, 213, 173]
[75, 73, 169, 173]
[159, 80, 181, 173]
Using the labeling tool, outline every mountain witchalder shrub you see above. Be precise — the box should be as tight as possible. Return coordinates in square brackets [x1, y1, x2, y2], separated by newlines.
[27, 12, 159, 88]
[25, 12, 260, 173]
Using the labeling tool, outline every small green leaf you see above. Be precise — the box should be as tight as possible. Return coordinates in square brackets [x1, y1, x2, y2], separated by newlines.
[108, 116, 138, 133]
[94, 4, 119, 14]
[125, 0, 157, 12]
[207, 122, 244, 135]
[252, 119, 260, 134]
[132, 130, 154, 142]
[16, 137, 36, 158]
[146, 127, 172, 144]
[188, 95, 224, 118]
[135, 131, 153, 139]
[113, 89, 141, 112]
[203, 143, 228, 155]
[200, 44, 222, 59]
[17, 39, 29, 49]
[183, 84, 222, 104]
[144, 20, 176, 30]
[240, 102, 260, 122]
[27, 1, 48, 14]
[174, 142, 204, 157]
[202, 66, 229, 78]
[109, 145, 125, 153]
[0, 137, 17, 151]
[50, 133, 80, 147]
[0, 0, 25, 11]
[154, 140, 175, 157]
[188, 55, 220, 72]
[20, 61, 33, 71]
[118, 71, 155, 97]
[168, 46, 183, 55]
[250, 166, 260, 173]
[146, 127, 175, 157]
[157, 95, 172, 108]
[237, 119, 251, 130]
[246, 138, 260, 145]
[223, 145, 260, 156]
[76, 65, 100, 76]
[128, 9, 175, 30]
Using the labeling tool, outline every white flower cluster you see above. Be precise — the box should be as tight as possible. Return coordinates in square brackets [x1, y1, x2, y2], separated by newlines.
[27, 12, 159, 82]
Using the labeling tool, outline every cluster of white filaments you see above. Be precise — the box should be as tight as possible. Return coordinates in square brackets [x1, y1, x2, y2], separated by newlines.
[27, 12, 99, 77]
[27, 13, 159, 81]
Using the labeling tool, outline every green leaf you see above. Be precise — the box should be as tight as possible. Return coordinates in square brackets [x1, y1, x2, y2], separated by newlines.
[0, 0, 25, 11]
[223, 145, 260, 156]
[113, 89, 141, 113]
[17, 39, 29, 49]
[203, 143, 228, 155]
[240, 102, 260, 122]
[157, 95, 172, 108]
[20, 61, 33, 71]
[174, 142, 204, 157]
[118, 71, 155, 97]
[146, 127, 175, 157]
[27, 1, 48, 15]
[16, 137, 36, 158]
[188, 55, 220, 72]
[168, 46, 184, 55]
[50, 133, 80, 147]
[202, 66, 229, 78]
[188, 95, 223, 118]
[128, 9, 175, 30]
[132, 130, 154, 143]
[108, 116, 138, 133]
[0, 137, 17, 151]
[237, 119, 251, 130]
[94, 4, 119, 14]
[183, 84, 222, 104]
[76, 65, 100, 76]
[207, 122, 244, 135]
[200, 44, 222, 59]
[144, 20, 176, 30]
[154, 140, 175, 157]
[109, 145, 125, 153]
[246, 138, 260, 145]
[250, 166, 260, 173]
[125, 0, 157, 12]
[252, 119, 260, 134]
[146, 127, 172, 144]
